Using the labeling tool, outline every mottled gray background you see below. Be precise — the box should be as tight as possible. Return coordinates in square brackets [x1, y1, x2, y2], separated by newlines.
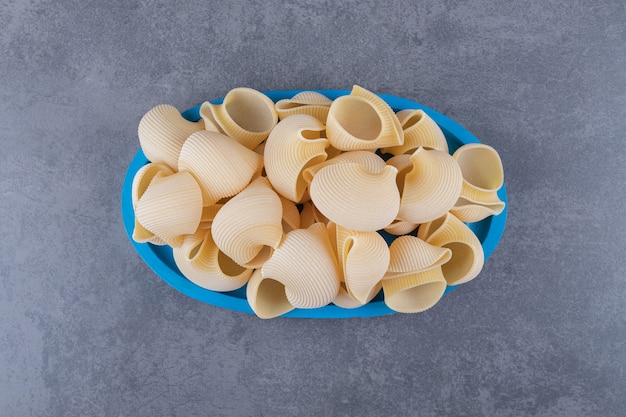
[1, 0, 625, 416]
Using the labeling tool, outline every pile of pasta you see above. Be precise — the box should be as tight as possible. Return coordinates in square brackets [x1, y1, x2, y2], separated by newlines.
[132, 85, 505, 318]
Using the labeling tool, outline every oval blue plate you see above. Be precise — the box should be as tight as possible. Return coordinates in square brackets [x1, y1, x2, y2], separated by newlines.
[121, 90, 508, 318]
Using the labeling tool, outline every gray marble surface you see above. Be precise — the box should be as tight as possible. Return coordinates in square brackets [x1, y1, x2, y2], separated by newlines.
[1, 0, 625, 416]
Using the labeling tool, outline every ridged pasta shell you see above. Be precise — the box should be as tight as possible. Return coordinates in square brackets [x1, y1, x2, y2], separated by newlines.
[382, 109, 448, 155]
[328, 222, 390, 304]
[178, 131, 263, 206]
[325, 85, 403, 151]
[417, 212, 484, 285]
[310, 162, 400, 232]
[207, 87, 278, 150]
[302, 150, 386, 186]
[138, 104, 205, 170]
[333, 281, 382, 309]
[275, 91, 332, 123]
[280, 196, 301, 233]
[383, 267, 447, 313]
[264, 114, 329, 203]
[261, 223, 341, 309]
[198, 101, 224, 133]
[173, 229, 253, 292]
[131, 162, 174, 245]
[396, 148, 463, 224]
[384, 235, 452, 280]
[134, 171, 203, 248]
[211, 177, 283, 268]
[197, 203, 223, 230]
[299, 201, 328, 229]
[246, 269, 295, 319]
[384, 220, 419, 236]
[451, 144, 506, 222]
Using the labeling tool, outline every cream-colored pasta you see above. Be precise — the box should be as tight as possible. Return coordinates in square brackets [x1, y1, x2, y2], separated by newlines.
[264, 114, 329, 203]
[211, 177, 283, 268]
[383, 267, 447, 313]
[333, 281, 382, 309]
[138, 104, 205, 170]
[280, 196, 301, 233]
[382, 109, 448, 155]
[197, 203, 223, 230]
[302, 150, 386, 185]
[261, 223, 340, 309]
[173, 229, 253, 292]
[417, 212, 484, 285]
[178, 131, 263, 206]
[325, 85, 403, 151]
[384, 220, 419, 235]
[451, 144, 505, 222]
[396, 148, 463, 224]
[275, 91, 332, 123]
[198, 101, 224, 133]
[205, 87, 278, 150]
[298, 201, 328, 229]
[310, 162, 400, 232]
[328, 222, 390, 304]
[134, 171, 203, 248]
[246, 269, 295, 319]
[132, 220, 167, 246]
[384, 235, 451, 280]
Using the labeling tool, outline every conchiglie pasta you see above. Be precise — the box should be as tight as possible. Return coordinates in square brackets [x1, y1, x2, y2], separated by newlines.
[326, 85, 403, 151]
[134, 170, 203, 247]
[246, 269, 295, 319]
[310, 162, 400, 232]
[173, 229, 253, 292]
[206, 87, 278, 150]
[382, 109, 448, 155]
[261, 223, 340, 309]
[178, 131, 263, 206]
[131, 162, 174, 245]
[302, 150, 387, 185]
[138, 104, 205, 170]
[275, 91, 332, 123]
[384, 235, 451, 280]
[383, 267, 448, 313]
[417, 212, 484, 285]
[396, 147, 463, 224]
[211, 177, 283, 268]
[264, 114, 329, 203]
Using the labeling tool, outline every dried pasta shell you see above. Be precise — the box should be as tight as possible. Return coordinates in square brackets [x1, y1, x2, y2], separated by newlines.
[275, 91, 332, 123]
[384, 235, 452, 280]
[397, 148, 463, 224]
[131, 162, 174, 245]
[382, 109, 448, 155]
[325, 85, 403, 151]
[261, 223, 340, 309]
[280, 196, 301, 233]
[310, 162, 400, 232]
[384, 220, 419, 236]
[211, 177, 283, 268]
[198, 101, 224, 133]
[264, 114, 329, 203]
[383, 267, 447, 313]
[134, 171, 203, 248]
[451, 144, 506, 222]
[138, 104, 205, 170]
[173, 229, 253, 292]
[328, 222, 390, 304]
[246, 269, 295, 319]
[178, 131, 263, 206]
[207, 87, 278, 150]
[417, 212, 484, 285]
[302, 150, 386, 185]
[299, 201, 328, 229]
[333, 281, 382, 309]
[197, 203, 223, 230]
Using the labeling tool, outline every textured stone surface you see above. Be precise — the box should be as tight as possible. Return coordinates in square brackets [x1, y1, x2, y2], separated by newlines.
[1, 0, 625, 416]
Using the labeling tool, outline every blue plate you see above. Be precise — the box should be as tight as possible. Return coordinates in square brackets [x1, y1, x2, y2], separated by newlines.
[121, 90, 508, 318]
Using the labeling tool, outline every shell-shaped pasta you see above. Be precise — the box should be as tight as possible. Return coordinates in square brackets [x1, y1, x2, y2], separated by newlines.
[197, 203, 223, 230]
[299, 201, 328, 229]
[417, 212, 484, 285]
[384, 220, 419, 235]
[328, 222, 390, 304]
[173, 229, 253, 292]
[134, 171, 203, 247]
[383, 267, 447, 313]
[397, 148, 463, 224]
[382, 109, 448, 155]
[384, 235, 452, 280]
[264, 114, 329, 203]
[275, 91, 332, 123]
[310, 162, 400, 232]
[207, 87, 278, 150]
[452, 144, 506, 222]
[178, 131, 263, 206]
[261, 223, 340, 309]
[131, 162, 174, 245]
[325, 85, 403, 151]
[302, 150, 386, 185]
[198, 101, 224, 133]
[138, 104, 205, 170]
[211, 177, 283, 268]
[246, 269, 295, 319]
[280, 196, 300, 233]
[333, 281, 382, 309]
